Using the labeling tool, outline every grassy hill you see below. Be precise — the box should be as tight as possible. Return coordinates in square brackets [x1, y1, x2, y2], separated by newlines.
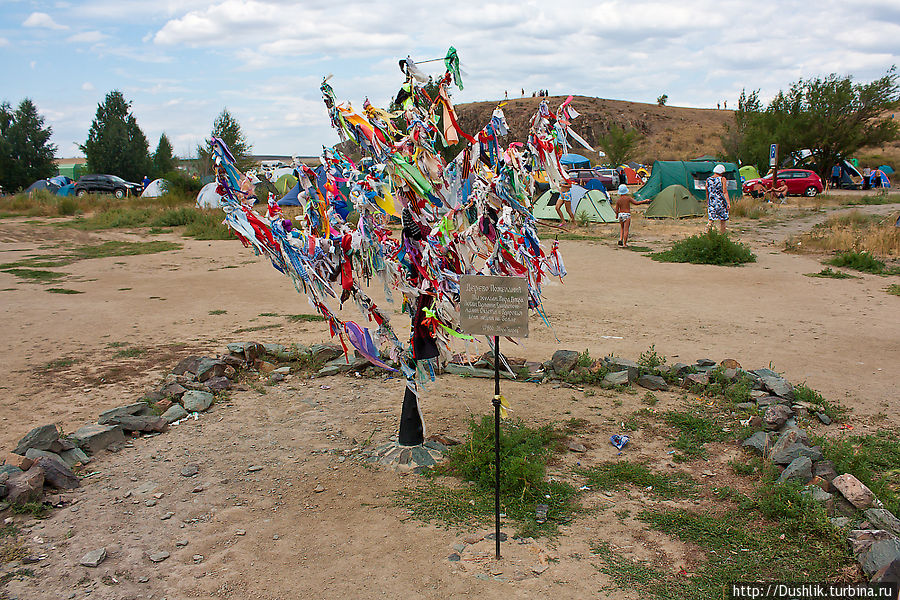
[454, 95, 900, 170]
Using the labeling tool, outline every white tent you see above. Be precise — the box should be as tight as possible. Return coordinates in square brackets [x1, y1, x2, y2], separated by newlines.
[140, 178, 168, 198]
[196, 182, 223, 209]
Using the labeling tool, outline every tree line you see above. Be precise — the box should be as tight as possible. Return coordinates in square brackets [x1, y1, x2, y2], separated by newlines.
[0, 89, 254, 193]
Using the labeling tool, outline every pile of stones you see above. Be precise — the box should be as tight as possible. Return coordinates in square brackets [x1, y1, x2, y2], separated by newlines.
[741, 382, 900, 582]
[0, 341, 347, 511]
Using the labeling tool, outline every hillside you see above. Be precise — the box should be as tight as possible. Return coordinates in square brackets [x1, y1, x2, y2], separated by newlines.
[454, 95, 734, 166]
[454, 95, 900, 170]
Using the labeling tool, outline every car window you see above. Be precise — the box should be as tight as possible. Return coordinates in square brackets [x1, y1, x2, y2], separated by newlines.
[110, 176, 125, 183]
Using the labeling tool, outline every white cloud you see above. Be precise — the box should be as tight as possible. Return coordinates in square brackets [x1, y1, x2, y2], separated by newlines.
[0, 37, 9, 47]
[23, 12, 69, 30]
[67, 31, 107, 43]
[81, 82, 95, 91]
[29, 61, 36, 69]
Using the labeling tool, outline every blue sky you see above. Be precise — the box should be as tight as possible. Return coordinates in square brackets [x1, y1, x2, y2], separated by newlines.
[1, 0, 898, 158]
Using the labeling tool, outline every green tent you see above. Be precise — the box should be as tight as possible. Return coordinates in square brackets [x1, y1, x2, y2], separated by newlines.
[739, 165, 760, 181]
[644, 184, 706, 218]
[635, 160, 742, 202]
[532, 187, 617, 223]
[274, 173, 298, 194]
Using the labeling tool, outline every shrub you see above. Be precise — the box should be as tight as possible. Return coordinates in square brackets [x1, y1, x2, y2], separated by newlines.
[161, 170, 203, 195]
[825, 251, 899, 275]
[57, 197, 78, 216]
[651, 230, 756, 266]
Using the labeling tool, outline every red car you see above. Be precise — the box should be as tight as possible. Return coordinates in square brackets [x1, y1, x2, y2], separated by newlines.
[566, 168, 617, 191]
[742, 169, 824, 197]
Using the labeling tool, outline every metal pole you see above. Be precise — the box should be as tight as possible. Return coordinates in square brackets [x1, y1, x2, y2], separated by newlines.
[492, 335, 501, 560]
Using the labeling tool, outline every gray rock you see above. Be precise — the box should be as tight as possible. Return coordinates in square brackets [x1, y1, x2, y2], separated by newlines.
[49, 437, 76, 453]
[443, 364, 514, 380]
[226, 343, 245, 354]
[105, 415, 168, 433]
[98, 402, 152, 425]
[763, 404, 793, 430]
[865, 509, 900, 537]
[873, 558, 900, 584]
[722, 368, 739, 381]
[755, 396, 779, 408]
[148, 551, 170, 563]
[770, 443, 824, 465]
[161, 404, 189, 424]
[182, 390, 214, 412]
[13, 424, 60, 455]
[636, 374, 668, 391]
[71, 424, 125, 454]
[316, 364, 342, 377]
[0, 465, 24, 478]
[862, 538, 900, 576]
[5, 465, 45, 504]
[778, 456, 813, 484]
[172, 356, 203, 376]
[817, 413, 832, 425]
[549, 350, 581, 374]
[696, 358, 716, 367]
[601, 370, 629, 387]
[814, 460, 839, 483]
[195, 357, 227, 382]
[741, 431, 773, 455]
[802, 486, 833, 503]
[670, 362, 692, 376]
[262, 343, 288, 357]
[831, 517, 852, 528]
[181, 464, 199, 477]
[309, 344, 343, 363]
[25, 450, 79, 489]
[759, 374, 794, 400]
[607, 357, 640, 382]
[205, 376, 232, 392]
[80, 548, 107, 568]
[683, 373, 709, 387]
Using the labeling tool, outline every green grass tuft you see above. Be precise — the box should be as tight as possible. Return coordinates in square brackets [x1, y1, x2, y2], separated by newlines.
[825, 251, 900, 275]
[285, 313, 325, 322]
[578, 461, 696, 499]
[662, 410, 729, 461]
[817, 429, 900, 515]
[887, 284, 900, 296]
[804, 267, 859, 279]
[47, 288, 84, 294]
[651, 230, 756, 266]
[2, 268, 65, 282]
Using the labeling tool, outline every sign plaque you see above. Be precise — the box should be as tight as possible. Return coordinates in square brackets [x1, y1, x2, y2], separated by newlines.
[459, 275, 529, 338]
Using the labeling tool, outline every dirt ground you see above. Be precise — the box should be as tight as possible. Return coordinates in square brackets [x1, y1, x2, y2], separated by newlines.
[0, 197, 898, 599]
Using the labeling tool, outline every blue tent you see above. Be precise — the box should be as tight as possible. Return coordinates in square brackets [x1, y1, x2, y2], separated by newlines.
[49, 176, 72, 187]
[878, 165, 894, 175]
[56, 183, 75, 196]
[25, 179, 58, 194]
[560, 153, 590, 168]
[277, 183, 303, 207]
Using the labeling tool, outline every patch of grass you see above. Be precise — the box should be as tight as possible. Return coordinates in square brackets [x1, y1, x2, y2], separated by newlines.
[0, 524, 19, 538]
[113, 347, 146, 358]
[10, 501, 48, 518]
[842, 193, 900, 205]
[71, 240, 181, 260]
[651, 230, 756, 266]
[624, 245, 652, 252]
[804, 267, 859, 279]
[662, 410, 728, 461]
[233, 323, 283, 334]
[793, 384, 848, 422]
[258, 312, 280, 317]
[0, 567, 36, 587]
[578, 461, 696, 499]
[818, 429, 900, 515]
[1, 267, 65, 282]
[47, 287, 84, 294]
[641, 392, 658, 406]
[403, 416, 578, 536]
[887, 284, 900, 296]
[208, 309, 227, 315]
[825, 251, 900, 275]
[731, 196, 773, 219]
[788, 210, 900, 257]
[285, 313, 325, 322]
[40, 357, 78, 370]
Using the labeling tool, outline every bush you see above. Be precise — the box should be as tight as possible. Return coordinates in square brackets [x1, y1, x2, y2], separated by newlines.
[161, 170, 202, 195]
[825, 251, 898, 275]
[651, 230, 756, 266]
[57, 197, 78, 216]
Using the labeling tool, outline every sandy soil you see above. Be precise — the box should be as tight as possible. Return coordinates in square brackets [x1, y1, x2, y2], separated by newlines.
[0, 200, 898, 599]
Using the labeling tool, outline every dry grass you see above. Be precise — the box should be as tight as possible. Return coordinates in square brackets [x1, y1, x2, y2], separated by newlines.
[730, 197, 774, 219]
[786, 210, 900, 257]
[0, 189, 195, 218]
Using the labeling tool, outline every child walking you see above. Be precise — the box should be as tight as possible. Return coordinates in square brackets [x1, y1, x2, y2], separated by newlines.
[613, 184, 649, 247]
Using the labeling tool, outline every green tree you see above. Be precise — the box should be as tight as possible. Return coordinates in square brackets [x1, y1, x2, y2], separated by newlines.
[198, 108, 253, 175]
[80, 90, 151, 182]
[723, 68, 900, 180]
[0, 99, 58, 192]
[596, 124, 643, 167]
[152, 132, 175, 177]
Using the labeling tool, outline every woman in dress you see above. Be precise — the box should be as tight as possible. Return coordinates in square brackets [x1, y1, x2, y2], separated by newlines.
[706, 164, 730, 233]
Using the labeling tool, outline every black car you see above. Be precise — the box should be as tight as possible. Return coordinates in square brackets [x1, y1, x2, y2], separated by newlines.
[73, 174, 142, 198]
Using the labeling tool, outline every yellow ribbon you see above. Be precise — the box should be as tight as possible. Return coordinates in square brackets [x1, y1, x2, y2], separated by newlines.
[495, 394, 511, 419]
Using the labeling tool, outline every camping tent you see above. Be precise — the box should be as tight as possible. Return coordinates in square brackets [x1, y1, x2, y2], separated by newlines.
[532, 186, 616, 222]
[141, 178, 168, 198]
[274, 173, 298, 195]
[560, 153, 591, 169]
[871, 170, 891, 189]
[277, 183, 307, 207]
[196, 182, 223, 208]
[644, 184, 706, 218]
[691, 155, 719, 162]
[739, 165, 760, 182]
[878, 165, 894, 175]
[634, 161, 742, 202]
[619, 165, 642, 185]
[56, 183, 75, 196]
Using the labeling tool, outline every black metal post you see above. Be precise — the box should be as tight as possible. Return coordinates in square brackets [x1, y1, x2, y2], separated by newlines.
[492, 335, 501, 560]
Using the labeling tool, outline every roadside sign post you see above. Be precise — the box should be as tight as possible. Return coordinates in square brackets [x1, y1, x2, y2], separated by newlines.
[770, 143, 779, 191]
[459, 275, 529, 560]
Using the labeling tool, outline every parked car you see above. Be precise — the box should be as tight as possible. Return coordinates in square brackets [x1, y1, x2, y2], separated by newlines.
[741, 169, 824, 197]
[567, 168, 617, 191]
[73, 174, 143, 198]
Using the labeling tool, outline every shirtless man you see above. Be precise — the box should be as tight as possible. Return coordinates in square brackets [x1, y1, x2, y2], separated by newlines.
[614, 184, 649, 247]
[554, 180, 575, 226]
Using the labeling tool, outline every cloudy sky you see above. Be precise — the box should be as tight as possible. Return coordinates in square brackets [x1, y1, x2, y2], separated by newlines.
[1, 0, 898, 158]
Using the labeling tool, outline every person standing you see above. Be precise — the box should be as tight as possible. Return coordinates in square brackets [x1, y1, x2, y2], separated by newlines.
[830, 164, 842, 191]
[706, 164, 730, 233]
[614, 184, 649, 247]
[554, 180, 575, 226]
[142, 175, 151, 190]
